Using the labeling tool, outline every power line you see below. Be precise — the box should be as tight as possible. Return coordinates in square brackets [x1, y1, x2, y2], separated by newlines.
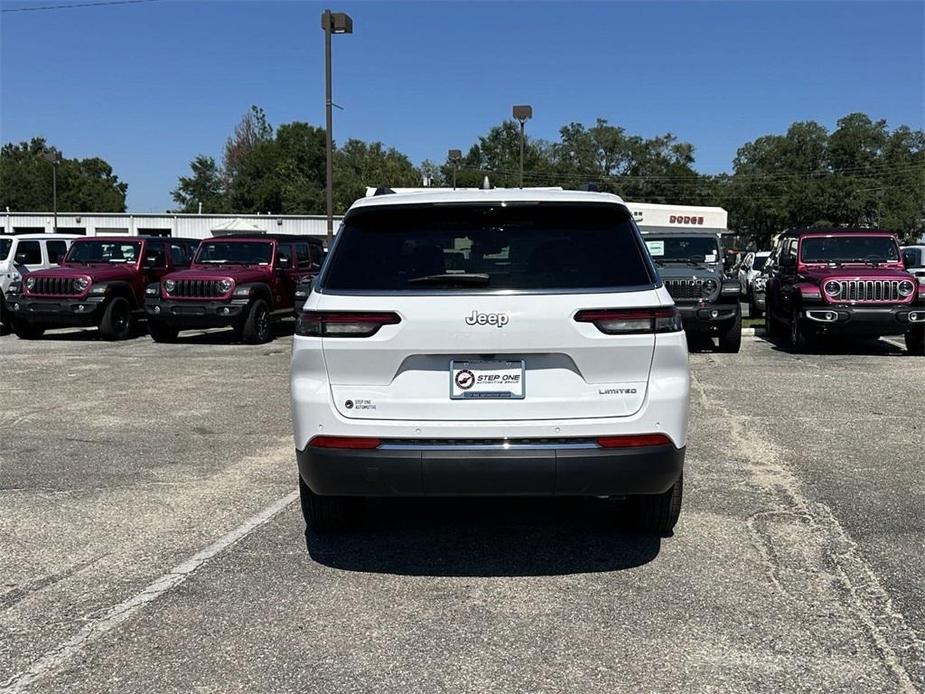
[1, 0, 160, 13]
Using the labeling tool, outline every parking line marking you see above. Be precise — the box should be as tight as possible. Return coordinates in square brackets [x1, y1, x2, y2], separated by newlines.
[1, 489, 299, 693]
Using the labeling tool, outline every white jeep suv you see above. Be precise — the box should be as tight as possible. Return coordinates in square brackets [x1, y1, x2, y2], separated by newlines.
[290, 189, 690, 535]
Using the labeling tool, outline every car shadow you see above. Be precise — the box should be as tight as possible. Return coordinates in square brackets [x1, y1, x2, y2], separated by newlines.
[760, 333, 908, 356]
[685, 334, 718, 353]
[165, 318, 296, 345]
[26, 327, 131, 342]
[307, 497, 662, 577]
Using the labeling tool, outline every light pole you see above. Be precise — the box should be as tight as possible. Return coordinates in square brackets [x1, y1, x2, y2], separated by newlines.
[321, 9, 353, 247]
[512, 104, 532, 188]
[43, 150, 60, 232]
[448, 149, 461, 189]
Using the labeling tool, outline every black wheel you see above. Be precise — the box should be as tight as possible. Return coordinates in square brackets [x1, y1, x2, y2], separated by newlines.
[717, 309, 742, 353]
[628, 474, 683, 535]
[764, 302, 782, 339]
[241, 299, 272, 344]
[906, 327, 924, 356]
[99, 297, 133, 341]
[148, 320, 179, 343]
[299, 476, 363, 534]
[789, 306, 815, 353]
[0, 294, 10, 335]
[12, 319, 44, 340]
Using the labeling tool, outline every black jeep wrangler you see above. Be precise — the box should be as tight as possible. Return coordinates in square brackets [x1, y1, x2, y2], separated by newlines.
[642, 229, 741, 352]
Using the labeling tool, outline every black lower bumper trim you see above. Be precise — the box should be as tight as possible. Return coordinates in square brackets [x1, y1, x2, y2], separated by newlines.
[677, 303, 739, 333]
[801, 304, 924, 335]
[144, 299, 246, 327]
[297, 443, 685, 497]
[8, 297, 105, 326]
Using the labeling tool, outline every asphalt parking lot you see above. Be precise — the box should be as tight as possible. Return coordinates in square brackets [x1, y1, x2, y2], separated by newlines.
[2, 326, 923, 693]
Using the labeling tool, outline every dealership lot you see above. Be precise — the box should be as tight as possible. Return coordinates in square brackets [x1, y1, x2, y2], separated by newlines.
[1, 329, 923, 692]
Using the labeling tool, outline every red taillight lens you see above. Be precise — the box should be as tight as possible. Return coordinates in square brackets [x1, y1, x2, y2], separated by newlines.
[309, 436, 382, 449]
[596, 434, 672, 448]
[296, 311, 401, 337]
[575, 307, 681, 334]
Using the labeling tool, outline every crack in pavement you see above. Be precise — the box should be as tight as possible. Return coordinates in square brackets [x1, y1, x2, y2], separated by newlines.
[691, 372, 924, 692]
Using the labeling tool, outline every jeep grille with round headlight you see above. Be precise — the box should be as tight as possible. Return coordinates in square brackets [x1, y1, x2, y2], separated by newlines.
[824, 279, 913, 303]
[164, 279, 176, 293]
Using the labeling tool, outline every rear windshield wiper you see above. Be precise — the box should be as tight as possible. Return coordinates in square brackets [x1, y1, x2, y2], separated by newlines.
[407, 273, 490, 286]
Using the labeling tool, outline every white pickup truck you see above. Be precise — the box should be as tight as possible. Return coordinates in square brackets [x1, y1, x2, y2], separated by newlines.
[902, 245, 925, 284]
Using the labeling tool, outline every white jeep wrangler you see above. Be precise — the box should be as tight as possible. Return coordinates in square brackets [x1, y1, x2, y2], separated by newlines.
[0, 234, 78, 333]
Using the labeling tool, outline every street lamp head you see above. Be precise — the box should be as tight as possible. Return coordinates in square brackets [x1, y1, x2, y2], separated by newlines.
[512, 104, 533, 122]
[43, 150, 60, 165]
[448, 149, 462, 163]
[322, 10, 353, 34]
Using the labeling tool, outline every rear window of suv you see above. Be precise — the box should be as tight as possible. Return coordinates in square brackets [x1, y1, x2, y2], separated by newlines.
[321, 203, 654, 292]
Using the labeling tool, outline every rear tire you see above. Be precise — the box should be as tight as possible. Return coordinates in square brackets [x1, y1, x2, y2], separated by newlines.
[906, 327, 924, 356]
[299, 476, 363, 534]
[241, 299, 272, 344]
[0, 294, 10, 335]
[12, 319, 44, 340]
[717, 310, 741, 353]
[99, 297, 133, 341]
[628, 474, 683, 535]
[764, 303, 782, 339]
[148, 320, 179, 343]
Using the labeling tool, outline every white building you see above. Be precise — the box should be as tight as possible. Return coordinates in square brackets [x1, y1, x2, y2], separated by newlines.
[0, 212, 343, 241]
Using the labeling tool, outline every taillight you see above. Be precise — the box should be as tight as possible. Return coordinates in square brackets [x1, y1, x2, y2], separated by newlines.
[296, 311, 400, 337]
[309, 436, 382, 449]
[596, 434, 672, 448]
[575, 307, 682, 334]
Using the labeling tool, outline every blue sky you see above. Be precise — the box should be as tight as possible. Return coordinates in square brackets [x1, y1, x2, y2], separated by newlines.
[1, 0, 922, 211]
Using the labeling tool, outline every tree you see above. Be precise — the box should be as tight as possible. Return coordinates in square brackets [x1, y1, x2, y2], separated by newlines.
[226, 122, 328, 214]
[441, 120, 556, 188]
[223, 106, 273, 183]
[0, 137, 128, 212]
[334, 139, 421, 210]
[725, 114, 925, 245]
[171, 155, 226, 213]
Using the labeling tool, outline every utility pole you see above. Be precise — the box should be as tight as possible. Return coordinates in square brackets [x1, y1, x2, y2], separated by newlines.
[44, 151, 60, 232]
[321, 10, 353, 247]
[448, 149, 461, 190]
[512, 105, 533, 188]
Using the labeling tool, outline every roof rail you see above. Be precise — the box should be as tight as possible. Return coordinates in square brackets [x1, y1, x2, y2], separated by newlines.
[373, 187, 396, 196]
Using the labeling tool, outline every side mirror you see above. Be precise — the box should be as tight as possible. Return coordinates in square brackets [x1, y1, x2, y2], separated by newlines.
[14, 252, 29, 264]
[278, 256, 291, 270]
[143, 254, 159, 268]
[902, 250, 916, 269]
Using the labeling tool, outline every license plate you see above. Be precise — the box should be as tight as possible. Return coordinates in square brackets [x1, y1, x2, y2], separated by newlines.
[450, 360, 525, 400]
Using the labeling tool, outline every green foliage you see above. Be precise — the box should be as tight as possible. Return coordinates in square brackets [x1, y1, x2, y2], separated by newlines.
[0, 137, 127, 212]
[171, 155, 226, 213]
[334, 139, 420, 210]
[165, 108, 922, 244]
[725, 114, 925, 245]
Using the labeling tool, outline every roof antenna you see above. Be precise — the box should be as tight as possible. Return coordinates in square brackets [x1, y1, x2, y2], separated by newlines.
[480, 175, 492, 190]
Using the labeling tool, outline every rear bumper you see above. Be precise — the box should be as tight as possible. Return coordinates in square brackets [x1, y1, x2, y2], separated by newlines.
[298, 442, 685, 497]
[7, 295, 106, 326]
[799, 304, 924, 336]
[677, 302, 739, 333]
[144, 298, 247, 328]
